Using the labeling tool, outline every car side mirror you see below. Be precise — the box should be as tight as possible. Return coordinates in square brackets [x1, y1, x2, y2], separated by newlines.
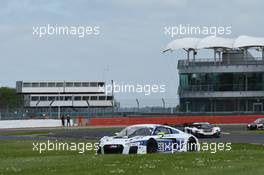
[115, 132, 119, 136]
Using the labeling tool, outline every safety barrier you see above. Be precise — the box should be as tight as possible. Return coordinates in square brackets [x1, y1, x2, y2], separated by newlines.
[88, 115, 264, 126]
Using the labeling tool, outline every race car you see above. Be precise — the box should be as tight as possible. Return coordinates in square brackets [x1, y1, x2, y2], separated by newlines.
[97, 124, 199, 154]
[247, 118, 264, 130]
[183, 122, 221, 138]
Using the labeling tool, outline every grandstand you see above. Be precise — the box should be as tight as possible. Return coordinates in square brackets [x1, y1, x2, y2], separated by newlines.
[16, 81, 115, 117]
[165, 35, 264, 112]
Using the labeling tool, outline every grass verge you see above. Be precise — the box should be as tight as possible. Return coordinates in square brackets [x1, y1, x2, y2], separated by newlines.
[0, 140, 263, 175]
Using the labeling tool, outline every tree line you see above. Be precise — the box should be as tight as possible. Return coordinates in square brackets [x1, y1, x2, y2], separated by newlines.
[0, 87, 23, 110]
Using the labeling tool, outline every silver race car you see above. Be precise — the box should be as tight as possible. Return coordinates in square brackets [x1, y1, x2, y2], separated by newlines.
[97, 124, 199, 154]
[247, 118, 264, 130]
[184, 122, 221, 138]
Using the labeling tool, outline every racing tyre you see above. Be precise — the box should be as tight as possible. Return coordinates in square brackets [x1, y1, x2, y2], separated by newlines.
[147, 138, 158, 153]
[96, 146, 102, 154]
[187, 137, 197, 151]
[214, 132, 221, 138]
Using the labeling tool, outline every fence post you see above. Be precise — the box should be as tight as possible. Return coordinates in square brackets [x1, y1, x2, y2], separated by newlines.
[86, 100, 90, 118]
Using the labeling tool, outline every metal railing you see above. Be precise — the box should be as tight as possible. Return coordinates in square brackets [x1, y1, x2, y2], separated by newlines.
[1, 110, 264, 120]
[1, 97, 264, 120]
[179, 84, 264, 92]
[178, 57, 264, 68]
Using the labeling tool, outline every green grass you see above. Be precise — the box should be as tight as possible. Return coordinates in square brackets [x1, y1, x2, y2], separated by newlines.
[0, 127, 122, 137]
[232, 129, 264, 135]
[0, 140, 263, 175]
[252, 129, 264, 134]
[0, 131, 50, 136]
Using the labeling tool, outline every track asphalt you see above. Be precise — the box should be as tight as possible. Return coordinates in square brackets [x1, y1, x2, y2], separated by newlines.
[0, 125, 263, 144]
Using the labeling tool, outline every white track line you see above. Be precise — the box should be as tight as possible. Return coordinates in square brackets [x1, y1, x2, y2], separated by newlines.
[221, 132, 230, 135]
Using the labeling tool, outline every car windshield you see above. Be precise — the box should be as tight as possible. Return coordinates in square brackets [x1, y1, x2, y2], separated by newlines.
[195, 124, 212, 129]
[116, 126, 153, 138]
[255, 119, 264, 124]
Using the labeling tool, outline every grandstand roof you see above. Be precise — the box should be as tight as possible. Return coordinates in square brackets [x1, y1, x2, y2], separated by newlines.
[164, 35, 264, 52]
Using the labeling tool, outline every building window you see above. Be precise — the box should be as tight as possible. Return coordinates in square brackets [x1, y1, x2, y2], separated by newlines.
[48, 82, 56, 87]
[32, 83, 39, 87]
[40, 96, 47, 101]
[247, 73, 263, 91]
[82, 82, 90, 87]
[74, 82, 82, 87]
[65, 96, 72, 101]
[107, 96, 113, 100]
[48, 96, 56, 101]
[90, 82, 97, 87]
[74, 96, 82, 101]
[91, 96, 98, 100]
[40, 82, 47, 87]
[99, 96, 106, 100]
[56, 96, 64, 101]
[23, 83, 31, 87]
[31, 96, 39, 101]
[98, 82, 104, 87]
[180, 74, 189, 90]
[66, 82, 74, 87]
[56, 82, 63, 87]
[83, 96, 90, 101]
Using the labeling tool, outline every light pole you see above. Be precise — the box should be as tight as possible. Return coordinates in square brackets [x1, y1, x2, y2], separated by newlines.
[162, 98, 165, 109]
[58, 90, 61, 119]
[111, 80, 114, 116]
[86, 100, 90, 118]
[136, 99, 139, 113]
[50, 99, 55, 119]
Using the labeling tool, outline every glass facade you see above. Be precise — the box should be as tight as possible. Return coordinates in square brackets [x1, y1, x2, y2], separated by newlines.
[179, 72, 264, 112]
[180, 72, 264, 91]
[180, 98, 264, 112]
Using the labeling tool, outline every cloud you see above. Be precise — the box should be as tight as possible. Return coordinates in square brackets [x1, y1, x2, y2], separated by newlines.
[110, 0, 189, 7]
[0, 0, 263, 102]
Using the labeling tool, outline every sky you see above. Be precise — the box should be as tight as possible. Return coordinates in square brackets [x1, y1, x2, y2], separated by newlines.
[0, 0, 263, 106]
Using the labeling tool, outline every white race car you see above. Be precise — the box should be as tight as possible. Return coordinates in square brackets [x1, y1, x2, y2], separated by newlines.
[97, 124, 199, 154]
[184, 122, 221, 138]
[247, 118, 264, 130]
